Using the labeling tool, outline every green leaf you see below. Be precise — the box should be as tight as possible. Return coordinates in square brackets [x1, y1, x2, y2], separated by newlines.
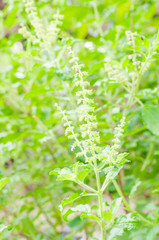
[108, 213, 139, 239]
[68, 216, 81, 228]
[129, 181, 141, 199]
[142, 105, 159, 136]
[81, 214, 100, 222]
[103, 166, 122, 179]
[108, 227, 124, 240]
[63, 204, 91, 221]
[110, 197, 122, 215]
[76, 170, 91, 182]
[103, 166, 114, 174]
[0, 178, 11, 191]
[20, 217, 37, 238]
[50, 164, 91, 183]
[146, 224, 159, 240]
[60, 191, 86, 210]
[102, 166, 123, 191]
[49, 168, 75, 181]
[104, 212, 113, 221]
[114, 213, 139, 231]
[116, 153, 129, 165]
[24, 87, 54, 99]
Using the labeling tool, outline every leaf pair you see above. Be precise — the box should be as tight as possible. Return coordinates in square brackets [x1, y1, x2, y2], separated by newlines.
[49, 162, 91, 183]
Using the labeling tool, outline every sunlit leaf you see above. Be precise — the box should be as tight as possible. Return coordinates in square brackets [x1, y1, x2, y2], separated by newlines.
[110, 197, 122, 215]
[142, 105, 159, 136]
[63, 204, 91, 221]
[0, 178, 11, 191]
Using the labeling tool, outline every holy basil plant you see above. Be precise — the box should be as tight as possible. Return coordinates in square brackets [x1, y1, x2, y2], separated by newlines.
[0, 0, 159, 239]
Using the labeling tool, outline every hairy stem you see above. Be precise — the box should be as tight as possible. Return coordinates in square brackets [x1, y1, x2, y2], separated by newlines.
[94, 160, 105, 239]
[135, 50, 151, 94]
[77, 180, 97, 194]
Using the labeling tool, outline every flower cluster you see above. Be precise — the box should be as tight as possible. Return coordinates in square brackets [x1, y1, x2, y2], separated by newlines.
[45, 9, 63, 47]
[56, 47, 127, 165]
[104, 62, 127, 84]
[55, 104, 87, 157]
[55, 47, 101, 163]
[101, 116, 126, 165]
[67, 47, 101, 163]
[126, 31, 141, 69]
[126, 31, 137, 46]
[19, 0, 63, 48]
[110, 116, 126, 159]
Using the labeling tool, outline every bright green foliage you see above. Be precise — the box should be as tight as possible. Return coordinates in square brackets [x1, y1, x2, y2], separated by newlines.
[0, 178, 10, 191]
[0, 178, 10, 238]
[142, 105, 159, 136]
[0, 0, 159, 239]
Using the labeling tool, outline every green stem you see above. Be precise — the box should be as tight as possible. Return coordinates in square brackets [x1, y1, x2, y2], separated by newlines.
[94, 160, 105, 240]
[77, 180, 97, 194]
[112, 180, 153, 226]
[135, 51, 151, 94]
[112, 180, 130, 210]
[141, 142, 153, 171]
